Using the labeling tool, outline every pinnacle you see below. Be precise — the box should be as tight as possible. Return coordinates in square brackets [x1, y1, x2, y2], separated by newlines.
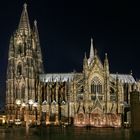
[91, 38, 93, 43]
[34, 20, 37, 26]
[18, 3, 30, 34]
[24, 3, 27, 10]
[89, 38, 94, 59]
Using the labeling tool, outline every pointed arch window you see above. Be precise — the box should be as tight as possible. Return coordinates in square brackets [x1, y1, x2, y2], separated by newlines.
[17, 44, 22, 55]
[17, 63, 22, 76]
[91, 77, 102, 94]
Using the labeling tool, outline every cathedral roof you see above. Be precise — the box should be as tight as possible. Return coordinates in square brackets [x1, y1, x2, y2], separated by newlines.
[39, 73, 78, 82]
[40, 73, 135, 84]
[110, 74, 136, 84]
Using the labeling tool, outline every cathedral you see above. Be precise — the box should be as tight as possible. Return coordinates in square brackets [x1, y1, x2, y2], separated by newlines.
[6, 4, 136, 127]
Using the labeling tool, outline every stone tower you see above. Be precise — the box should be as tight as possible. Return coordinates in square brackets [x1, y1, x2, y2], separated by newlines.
[6, 4, 44, 122]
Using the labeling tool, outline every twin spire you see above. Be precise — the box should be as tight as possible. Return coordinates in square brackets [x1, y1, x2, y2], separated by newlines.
[18, 3, 38, 35]
[33, 20, 40, 42]
[18, 3, 30, 34]
[19, 3, 106, 67]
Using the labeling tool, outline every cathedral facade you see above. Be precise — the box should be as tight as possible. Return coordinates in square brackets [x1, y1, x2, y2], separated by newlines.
[6, 4, 136, 127]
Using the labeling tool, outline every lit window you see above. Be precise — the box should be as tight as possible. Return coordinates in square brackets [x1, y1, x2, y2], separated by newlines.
[91, 77, 102, 94]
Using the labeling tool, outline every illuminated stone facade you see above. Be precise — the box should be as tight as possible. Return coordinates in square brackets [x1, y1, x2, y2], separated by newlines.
[6, 4, 44, 124]
[6, 4, 136, 127]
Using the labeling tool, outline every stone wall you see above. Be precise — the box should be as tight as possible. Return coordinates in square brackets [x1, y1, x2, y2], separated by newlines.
[130, 91, 140, 132]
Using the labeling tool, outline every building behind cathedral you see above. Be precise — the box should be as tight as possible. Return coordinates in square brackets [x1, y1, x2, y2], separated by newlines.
[6, 4, 136, 127]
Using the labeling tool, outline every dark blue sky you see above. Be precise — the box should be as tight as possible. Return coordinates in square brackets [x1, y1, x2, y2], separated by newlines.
[0, 0, 140, 107]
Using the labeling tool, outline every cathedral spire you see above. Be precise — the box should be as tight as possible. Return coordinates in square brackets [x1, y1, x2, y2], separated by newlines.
[88, 38, 94, 64]
[83, 52, 88, 76]
[18, 3, 30, 34]
[33, 20, 41, 53]
[104, 53, 109, 72]
[104, 53, 109, 64]
[33, 20, 40, 44]
[89, 38, 94, 60]
[33, 20, 44, 73]
[84, 52, 88, 64]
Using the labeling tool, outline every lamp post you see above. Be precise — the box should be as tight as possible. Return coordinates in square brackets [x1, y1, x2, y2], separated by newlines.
[88, 106, 92, 128]
[28, 99, 34, 124]
[61, 100, 65, 125]
[15, 99, 21, 125]
[42, 100, 47, 125]
[21, 102, 26, 123]
[25, 99, 34, 139]
[29, 99, 34, 110]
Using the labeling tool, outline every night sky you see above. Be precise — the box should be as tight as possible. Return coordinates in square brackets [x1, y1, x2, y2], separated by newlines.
[0, 0, 140, 107]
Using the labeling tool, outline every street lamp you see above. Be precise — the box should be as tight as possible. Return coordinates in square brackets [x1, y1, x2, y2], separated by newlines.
[15, 99, 21, 106]
[29, 99, 34, 110]
[22, 102, 26, 107]
[21, 102, 26, 123]
[28, 99, 34, 124]
[25, 99, 34, 139]
[15, 99, 21, 124]
[42, 100, 47, 125]
[61, 100, 65, 125]
[88, 106, 92, 128]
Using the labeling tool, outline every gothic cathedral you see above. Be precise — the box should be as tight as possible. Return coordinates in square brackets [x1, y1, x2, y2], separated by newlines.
[6, 4, 136, 127]
[6, 4, 44, 124]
